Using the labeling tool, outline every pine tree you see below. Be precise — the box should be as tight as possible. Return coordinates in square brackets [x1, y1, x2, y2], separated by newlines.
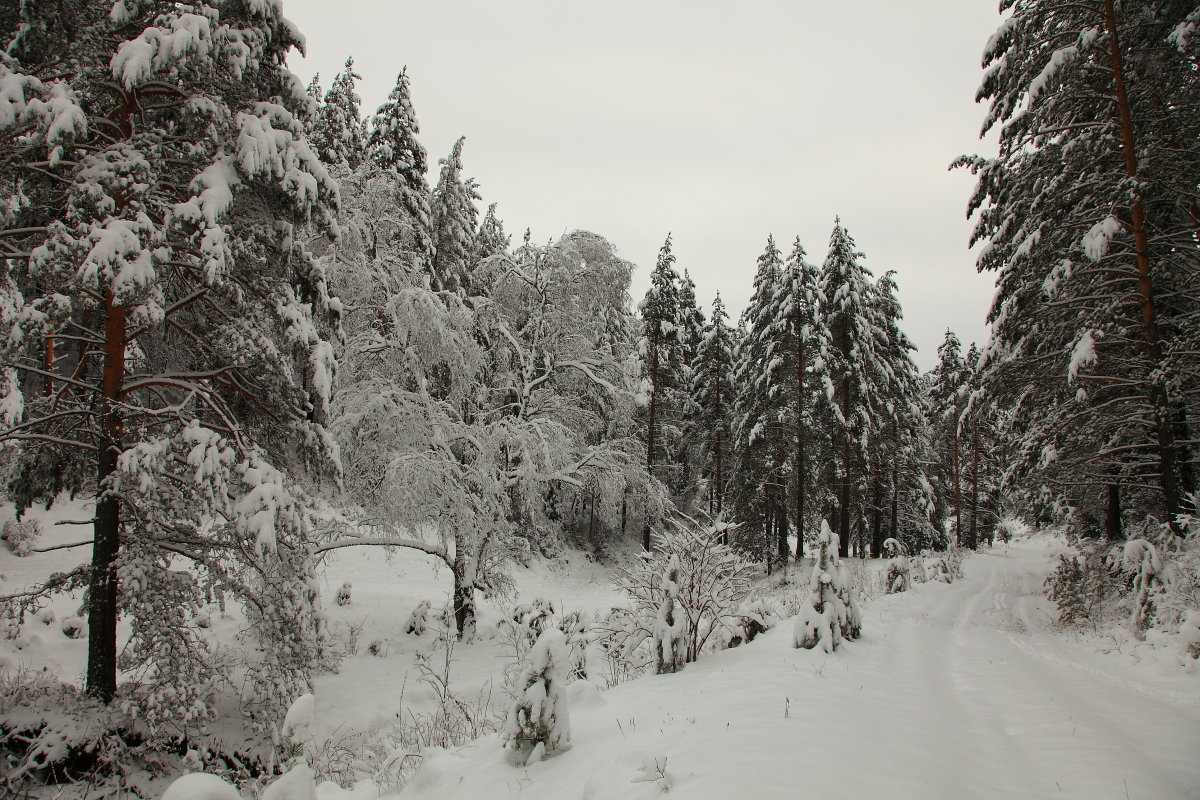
[311, 56, 366, 170]
[430, 137, 481, 295]
[957, 0, 1200, 529]
[869, 270, 921, 556]
[691, 294, 736, 516]
[929, 330, 968, 545]
[0, 0, 340, 716]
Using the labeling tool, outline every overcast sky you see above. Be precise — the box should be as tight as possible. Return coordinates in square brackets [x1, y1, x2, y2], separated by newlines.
[283, 0, 1002, 371]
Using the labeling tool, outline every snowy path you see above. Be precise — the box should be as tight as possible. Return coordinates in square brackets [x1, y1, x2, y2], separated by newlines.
[391, 540, 1200, 800]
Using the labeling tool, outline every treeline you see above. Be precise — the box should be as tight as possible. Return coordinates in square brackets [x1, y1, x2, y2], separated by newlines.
[634, 228, 995, 566]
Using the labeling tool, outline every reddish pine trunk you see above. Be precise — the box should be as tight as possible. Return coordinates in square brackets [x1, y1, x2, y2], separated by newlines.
[1103, 0, 1184, 530]
[970, 422, 979, 550]
[86, 294, 126, 703]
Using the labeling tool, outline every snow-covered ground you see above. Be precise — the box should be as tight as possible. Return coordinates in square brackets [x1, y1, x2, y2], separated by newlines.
[4, 501, 1199, 799]
[331, 538, 1200, 800]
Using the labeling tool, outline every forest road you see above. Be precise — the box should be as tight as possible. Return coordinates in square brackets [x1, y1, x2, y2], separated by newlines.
[854, 539, 1200, 800]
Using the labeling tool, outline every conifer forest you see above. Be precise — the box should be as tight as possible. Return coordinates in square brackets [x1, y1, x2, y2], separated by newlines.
[0, 2, 1197, 799]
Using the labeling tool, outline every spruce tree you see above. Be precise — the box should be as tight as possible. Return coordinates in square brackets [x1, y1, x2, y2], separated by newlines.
[430, 136, 481, 295]
[771, 237, 827, 559]
[818, 220, 882, 557]
[867, 270, 920, 556]
[366, 67, 432, 275]
[930, 330, 968, 545]
[311, 56, 366, 170]
[638, 235, 683, 547]
[732, 236, 790, 566]
[675, 267, 706, 501]
[691, 294, 736, 516]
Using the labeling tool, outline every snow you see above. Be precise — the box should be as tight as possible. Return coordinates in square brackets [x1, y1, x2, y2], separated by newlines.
[1068, 329, 1097, 383]
[379, 538, 1200, 800]
[161, 772, 240, 800]
[4, 501, 1197, 799]
[111, 13, 214, 90]
[1081, 215, 1122, 262]
[1027, 45, 1078, 105]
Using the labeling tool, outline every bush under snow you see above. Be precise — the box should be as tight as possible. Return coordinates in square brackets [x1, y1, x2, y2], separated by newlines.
[502, 628, 571, 766]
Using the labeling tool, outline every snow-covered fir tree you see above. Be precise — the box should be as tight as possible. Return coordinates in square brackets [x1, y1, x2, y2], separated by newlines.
[310, 56, 367, 170]
[690, 293, 736, 517]
[770, 237, 827, 559]
[928, 329, 968, 545]
[793, 521, 860, 652]
[430, 136, 481, 295]
[731, 235, 791, 567]
[818, 220, 885, 557]
[365, 67, 432, 276]
[637, 234, 684, 548]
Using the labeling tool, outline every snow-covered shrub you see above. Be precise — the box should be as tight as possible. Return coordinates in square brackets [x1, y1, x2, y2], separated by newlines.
[924, 555, 952, 583]
[593, 606, 652, 686]
[500, 598, 556, 656]
[368, 639, 385, 657]
[995, 516, 1030, 544]
[653, 557, 687, 674]
[336, 581, 353, 606]
[883, 538, 912, 594]
[60, 615, 85, 639]
[405, 600, 431, 635]
[1180, 610, 1200, 660]
[1, 518, 41, 556]
[613, 516, 754, 666]
[161, 772, 241, 800]
[556, 610, 592, 680]
[1045, 550, 1118, 630]
[501, 628, 571, 766]
[945, 546, 965, 581]
[724, 597, 779, 648]
[1043, 509, 1199, 655]
[35, 608, 54, 626]
[793, 522, 860, 653]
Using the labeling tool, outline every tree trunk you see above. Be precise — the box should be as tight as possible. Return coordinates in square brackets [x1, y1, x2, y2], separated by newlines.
[86, 293, 126, 703]
[452, 542, 477, 641]
[953, 406, 962, 547]
[794, 324, 805, 559]
[1105, 482, 1123, 542]
[644, 328, 659, 551]
[1103, 0, 1184, 530]
[870, 468, 883, 558]
[969, 421, 980, 550]
[839, 376, 851, 558]
[777, 479, 789, 563]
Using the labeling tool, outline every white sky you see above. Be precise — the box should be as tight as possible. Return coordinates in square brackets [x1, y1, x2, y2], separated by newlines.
[283, 0, 1002, 371]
